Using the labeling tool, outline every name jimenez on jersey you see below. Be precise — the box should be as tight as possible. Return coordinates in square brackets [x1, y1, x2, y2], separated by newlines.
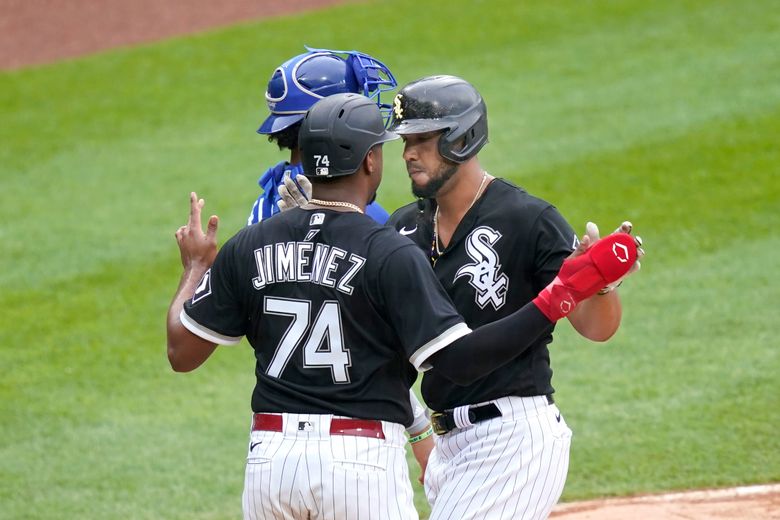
[251, 241, 366, 295]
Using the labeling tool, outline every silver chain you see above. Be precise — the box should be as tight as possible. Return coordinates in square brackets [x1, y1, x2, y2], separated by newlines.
[433, 171, 489, 256]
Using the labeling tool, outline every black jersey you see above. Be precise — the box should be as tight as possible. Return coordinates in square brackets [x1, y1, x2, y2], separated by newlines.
[388, 179, 577, 411]
[182, 208, 469, 426]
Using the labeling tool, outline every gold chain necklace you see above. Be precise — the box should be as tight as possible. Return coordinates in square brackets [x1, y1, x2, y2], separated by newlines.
[432, 171, 489, 260]
[308, 198, 364, 214]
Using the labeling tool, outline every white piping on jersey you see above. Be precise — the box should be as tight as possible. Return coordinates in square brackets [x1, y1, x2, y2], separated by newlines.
[410, 322, 472, 371]
[180, 309, 242, 345]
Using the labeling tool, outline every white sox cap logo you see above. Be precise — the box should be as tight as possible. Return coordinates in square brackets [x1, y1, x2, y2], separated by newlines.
[392, 93, 404, 120]
[454, 226, 509, 310]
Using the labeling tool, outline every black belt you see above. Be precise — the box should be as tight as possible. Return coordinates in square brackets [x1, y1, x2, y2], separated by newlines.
[430, 395, 554, 435]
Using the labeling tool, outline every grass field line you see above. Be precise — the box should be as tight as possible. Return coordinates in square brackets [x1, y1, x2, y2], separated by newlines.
[554, 482, 780, 511]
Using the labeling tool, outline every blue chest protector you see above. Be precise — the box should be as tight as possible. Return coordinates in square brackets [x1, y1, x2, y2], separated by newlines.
[248, 161, 389, 225]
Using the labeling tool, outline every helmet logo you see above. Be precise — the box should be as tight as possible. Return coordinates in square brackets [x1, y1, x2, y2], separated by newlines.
[393, 94, 404, 120]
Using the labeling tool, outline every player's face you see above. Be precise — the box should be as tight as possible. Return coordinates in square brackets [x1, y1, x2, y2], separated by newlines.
[401, 131, 458, 198]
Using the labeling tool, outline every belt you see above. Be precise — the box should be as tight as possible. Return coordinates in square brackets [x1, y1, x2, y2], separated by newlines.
[430, 395, 554, 435]
[252, 413, 385, 440]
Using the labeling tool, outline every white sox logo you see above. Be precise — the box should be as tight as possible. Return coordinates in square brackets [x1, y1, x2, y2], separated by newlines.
[454, 226, 509, 310]
[392, 94, 404, 120]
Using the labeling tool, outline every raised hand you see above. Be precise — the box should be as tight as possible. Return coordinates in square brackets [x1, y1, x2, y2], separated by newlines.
[571, 220, 644, 292]
[175, 192, 219, 270]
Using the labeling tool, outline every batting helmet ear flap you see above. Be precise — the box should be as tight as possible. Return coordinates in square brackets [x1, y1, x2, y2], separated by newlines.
[438, 100, 488, 163]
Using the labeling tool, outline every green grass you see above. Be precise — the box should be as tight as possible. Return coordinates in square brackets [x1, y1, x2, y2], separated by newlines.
[1, 0, 778, 518]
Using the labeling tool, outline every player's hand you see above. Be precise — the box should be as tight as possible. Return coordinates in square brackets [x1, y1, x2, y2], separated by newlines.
[277, 172, 312, 212]
[576, 221, 644, 292]
[175, 192, 219, 270]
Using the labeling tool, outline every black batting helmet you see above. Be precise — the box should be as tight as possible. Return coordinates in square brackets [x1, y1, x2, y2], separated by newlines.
[299, 93, 398, 178]
[389, 75, 488, 163]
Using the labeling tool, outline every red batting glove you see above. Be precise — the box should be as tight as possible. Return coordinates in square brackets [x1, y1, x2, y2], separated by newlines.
[533, 233, 638, 322]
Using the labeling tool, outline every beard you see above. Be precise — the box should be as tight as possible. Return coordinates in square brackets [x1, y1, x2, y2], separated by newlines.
[410, 161, 459, 198]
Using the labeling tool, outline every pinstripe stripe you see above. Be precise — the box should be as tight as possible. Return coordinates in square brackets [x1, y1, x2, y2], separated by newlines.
[536, 409, 562, 514]
[479, 420, 525, 512]
[302, 435, 318, 518]
[517, 398, 542, 519]
[456, 421, 509, 514]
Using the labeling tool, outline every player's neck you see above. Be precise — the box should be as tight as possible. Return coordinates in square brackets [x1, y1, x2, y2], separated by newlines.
[290, 148, 302, 165]
[309, 184, 367, 213]
[435, 163, 490, 222]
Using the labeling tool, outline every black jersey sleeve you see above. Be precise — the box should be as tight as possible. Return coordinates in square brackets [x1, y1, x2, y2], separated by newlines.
[374, 243, 470, 371]
[530, 206, 577, 292]
[429, 302, 553, 386]
[180, 236, 246, 345]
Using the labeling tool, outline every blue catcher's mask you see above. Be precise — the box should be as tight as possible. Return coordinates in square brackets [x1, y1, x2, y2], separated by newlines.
[257, 47, 397, 134]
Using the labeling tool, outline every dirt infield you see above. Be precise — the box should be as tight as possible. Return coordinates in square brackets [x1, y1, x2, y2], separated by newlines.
[0, 0, 354, 69]
[551, 484, 780, 519]
[3, 1, 777, 518]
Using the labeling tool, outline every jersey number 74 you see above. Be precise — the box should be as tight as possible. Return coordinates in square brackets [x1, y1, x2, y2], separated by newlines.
[264, 297, 352, 384]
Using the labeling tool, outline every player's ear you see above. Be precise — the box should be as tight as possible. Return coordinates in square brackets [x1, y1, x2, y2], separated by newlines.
[364, 146, 377, 176]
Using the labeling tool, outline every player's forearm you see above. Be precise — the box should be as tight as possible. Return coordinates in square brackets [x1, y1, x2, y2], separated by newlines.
[166, 268, 217, 372]
[567, 291, 622, 342]
[429, 303, 552, 385]
[410, 433, 433, 484]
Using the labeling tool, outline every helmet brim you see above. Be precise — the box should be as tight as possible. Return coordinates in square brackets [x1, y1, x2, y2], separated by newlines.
[389, 118, 452, 135]
[257, 113, 306, 135]
[376, 130, 400, 144]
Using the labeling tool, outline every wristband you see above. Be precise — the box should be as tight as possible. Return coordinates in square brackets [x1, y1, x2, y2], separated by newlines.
[408, 426, 434, 444]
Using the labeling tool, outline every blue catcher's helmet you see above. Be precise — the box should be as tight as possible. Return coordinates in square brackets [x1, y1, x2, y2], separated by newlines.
[257, 47, 397, 134]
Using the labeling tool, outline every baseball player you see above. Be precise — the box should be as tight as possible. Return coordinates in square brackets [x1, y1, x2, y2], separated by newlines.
[383, 75, 644, 519]
[166, 93, 639, 519]
[249, 47, 435, 477]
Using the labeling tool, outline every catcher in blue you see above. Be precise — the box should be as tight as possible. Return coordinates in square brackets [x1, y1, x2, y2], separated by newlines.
[166, 93, 639, 519]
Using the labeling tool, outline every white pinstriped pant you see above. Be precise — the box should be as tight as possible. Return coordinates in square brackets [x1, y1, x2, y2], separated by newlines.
[425, 395, 572, 520]
[242, 413, 417, 520]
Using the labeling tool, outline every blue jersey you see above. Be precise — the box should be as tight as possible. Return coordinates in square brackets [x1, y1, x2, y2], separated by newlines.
[248, 161, 389, 225]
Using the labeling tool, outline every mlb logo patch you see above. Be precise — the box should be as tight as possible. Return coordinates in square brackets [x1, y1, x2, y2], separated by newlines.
[310, 213, 325, 226]
[315, 167, 329, 176]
